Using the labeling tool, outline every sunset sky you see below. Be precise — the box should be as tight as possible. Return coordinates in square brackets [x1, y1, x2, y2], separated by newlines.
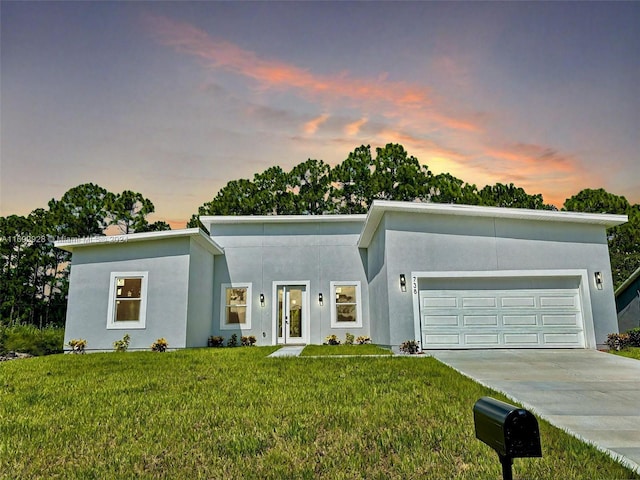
[2, 1, 638, 228]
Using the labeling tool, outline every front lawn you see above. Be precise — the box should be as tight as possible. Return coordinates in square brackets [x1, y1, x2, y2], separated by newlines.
[610, 346, 640, 360]
[301, 344, 393, 356]
[0, 347, 637, 479]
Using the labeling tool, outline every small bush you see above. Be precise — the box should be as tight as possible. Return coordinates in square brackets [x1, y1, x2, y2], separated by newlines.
[2, 324, 64, 356]
[324, 334, 340, 345]
[626, 328, 640, 347]
[241, 335, 257, 346]
[151, 338, 168, 352]
[355, 336, 371, 345]
[399, 340, 420, 354]
[227, 334, 238, 347]
[68, 338, 87, 354]
[113, 334, 130, 352]
[208, 336, 224, 347]
[606, 333, 631, 351]
[344, 333, 354, 345]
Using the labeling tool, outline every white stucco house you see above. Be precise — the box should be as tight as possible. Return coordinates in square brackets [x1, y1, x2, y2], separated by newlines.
[55, 200, 627, 351]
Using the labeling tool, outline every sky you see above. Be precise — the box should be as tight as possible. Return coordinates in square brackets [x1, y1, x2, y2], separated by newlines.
[2, 1, 639, 228]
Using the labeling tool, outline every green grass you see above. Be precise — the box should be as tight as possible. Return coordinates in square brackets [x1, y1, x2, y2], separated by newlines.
[1, 347, 637, 479]
[300, 344, 393, 356]
[610, 346, 640, 360]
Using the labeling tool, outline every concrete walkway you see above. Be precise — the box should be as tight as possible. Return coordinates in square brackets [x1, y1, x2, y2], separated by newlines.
[428, 349, 640, 474]
[268, 345, 305, 357]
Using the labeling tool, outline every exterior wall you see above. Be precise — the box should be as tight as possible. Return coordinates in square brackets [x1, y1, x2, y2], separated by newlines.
[63, 238, 191, 351]
[381, 212, 618, 348]
[185, 238, 215, 347]
[210, 220, 369, 345]
[366, 215, 391, 346]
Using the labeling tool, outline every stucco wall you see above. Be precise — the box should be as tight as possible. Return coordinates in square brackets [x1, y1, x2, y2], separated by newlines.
[210, 220, 369, 345]
[381, 212, 619, 347]
[63, 238, 191, 351]
[185, 238, 215, 347]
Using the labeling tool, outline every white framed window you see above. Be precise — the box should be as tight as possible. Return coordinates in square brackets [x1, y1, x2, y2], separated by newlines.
[107, 272, 149, 329]
[220, 283, 252, 330]
[330, 281, 363, 328]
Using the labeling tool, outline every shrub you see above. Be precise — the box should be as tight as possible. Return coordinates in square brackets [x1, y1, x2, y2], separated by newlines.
[355, 336, 371, 345]
[208, 336, 224, 347]
[626, 328, 640, 347]
[2, 324, 64, 356]
[344, 333, 354, 345]
[113, 334, 130, 352]
[227, 333, 238, 347]
[68, 338, 87, 354]
[241, 335, 257, 346]
[151, 338, 168, 352]
[399, 340, 420, 354]
[324, 334, 340, 345]
[606, 333, 631, 351]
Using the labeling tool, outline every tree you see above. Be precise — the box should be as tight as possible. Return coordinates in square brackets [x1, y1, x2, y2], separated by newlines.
[429, 173, 480, 205]
[289, 159, 332, 214]
[478, 183, 555, 210]
[330, 145, 374, 214]
[47, 183, 110, 238]
[106, 190, 157, 234]
[564, 188, 639, 289]
[370, 143, 430, 202]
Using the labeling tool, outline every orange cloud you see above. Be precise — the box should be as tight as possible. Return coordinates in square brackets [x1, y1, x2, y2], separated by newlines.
[345, 117, 368, 136]
[303, 114, 329, 135]
[143, 13, 481, 133]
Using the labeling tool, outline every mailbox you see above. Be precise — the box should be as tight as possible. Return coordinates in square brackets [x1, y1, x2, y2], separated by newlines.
[474, 397, 542, 480]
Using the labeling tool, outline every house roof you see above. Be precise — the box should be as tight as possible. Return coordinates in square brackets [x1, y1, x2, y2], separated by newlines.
[615, 265, 640, 297]
[358, 200, 628, 248]
[199, 213, 366, 229]
[54, 228, 224, 255]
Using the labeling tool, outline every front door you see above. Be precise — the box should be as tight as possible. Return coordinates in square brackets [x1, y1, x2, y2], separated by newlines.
[277, 285, 306, 344]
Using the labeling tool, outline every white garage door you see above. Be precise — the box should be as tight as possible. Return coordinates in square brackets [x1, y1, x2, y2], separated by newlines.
[420, 280, 585, 349]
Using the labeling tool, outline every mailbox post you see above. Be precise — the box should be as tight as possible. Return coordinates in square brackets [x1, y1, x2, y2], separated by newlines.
[473, 397, 542, 480]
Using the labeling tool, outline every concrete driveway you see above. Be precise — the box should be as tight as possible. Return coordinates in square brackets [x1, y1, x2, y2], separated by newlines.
[428, 349, 640, 474]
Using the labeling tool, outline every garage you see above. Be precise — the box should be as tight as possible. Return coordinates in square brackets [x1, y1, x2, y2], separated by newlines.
[418, 275, 586, 349]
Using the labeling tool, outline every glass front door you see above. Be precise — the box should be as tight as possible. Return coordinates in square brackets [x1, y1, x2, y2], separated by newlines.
[277, 285, 305, 344]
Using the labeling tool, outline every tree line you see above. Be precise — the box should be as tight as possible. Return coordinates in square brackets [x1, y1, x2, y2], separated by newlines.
[2, 143, 638, 327]
[1, 184, 169, 327]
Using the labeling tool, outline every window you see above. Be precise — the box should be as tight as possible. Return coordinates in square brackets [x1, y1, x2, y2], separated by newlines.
[220, 283, 252, 330]
[330, 281, 362, 328]
[107, 272, 148, 329]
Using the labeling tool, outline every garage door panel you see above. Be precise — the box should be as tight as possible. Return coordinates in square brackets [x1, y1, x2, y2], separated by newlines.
[419, 283, 584, 349]
[463, 315, 498, 326]
[465, 334, 500, 345]
[462, 297, 497, 308]
[503, 315, 537, 326]
[502, 297, 536, 308]
[424, 315, 458, 326]
[540, 296, 577, 308]
[424, 333, 461, 345]
[423, 297, 457, 308]
[504, 333, 540, 345]
[542, 314, 579, 326]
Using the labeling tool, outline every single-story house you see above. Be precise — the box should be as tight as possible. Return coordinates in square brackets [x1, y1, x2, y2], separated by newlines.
[615, 266, 640, 332]
[55, 200, 627, 351]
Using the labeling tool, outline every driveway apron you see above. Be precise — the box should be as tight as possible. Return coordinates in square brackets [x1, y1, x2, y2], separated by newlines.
[428, 349, 640, 473]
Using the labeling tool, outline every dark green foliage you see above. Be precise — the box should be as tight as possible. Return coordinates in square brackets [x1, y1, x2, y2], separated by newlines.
[227, 333, 238, 347]
[113, 334, 131, 352]
[0, 324, 64, 356]
[1, 184, 168, 327]
[241, 335, 257, 346]
[625, 328, 640, 346]
[207, 335, 224, 347]
[399, 340, 420, 354]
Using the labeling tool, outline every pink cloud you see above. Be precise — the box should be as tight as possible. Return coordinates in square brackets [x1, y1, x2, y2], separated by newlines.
[303, 114, 330, 135]
[143, 14, 481, 133]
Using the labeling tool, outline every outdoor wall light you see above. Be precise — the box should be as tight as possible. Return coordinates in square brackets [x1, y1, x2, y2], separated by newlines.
[318, 293, 324, 306]
[400, 274, 407, 292]
[594, 272, 603, 290]
[260, 293, 265, 306]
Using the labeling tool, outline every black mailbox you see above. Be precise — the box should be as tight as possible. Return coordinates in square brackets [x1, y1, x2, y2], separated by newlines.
[473, 397, 542, 480]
